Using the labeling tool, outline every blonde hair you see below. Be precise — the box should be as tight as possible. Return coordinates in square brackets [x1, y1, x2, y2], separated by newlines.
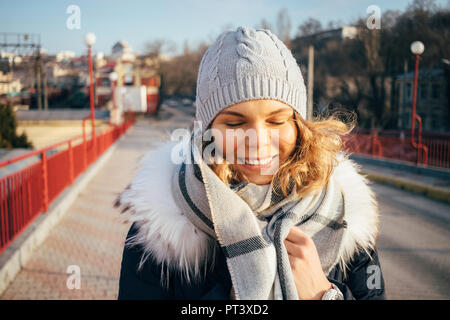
[204, 108, 357, 199]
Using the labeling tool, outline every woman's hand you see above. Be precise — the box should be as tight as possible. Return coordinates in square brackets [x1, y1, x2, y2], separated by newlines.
[284, 226, 333, 300]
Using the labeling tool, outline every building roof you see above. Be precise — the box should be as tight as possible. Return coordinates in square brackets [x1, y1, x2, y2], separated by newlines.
[294, 26, 359, 42]
[112, 41, 130, 50]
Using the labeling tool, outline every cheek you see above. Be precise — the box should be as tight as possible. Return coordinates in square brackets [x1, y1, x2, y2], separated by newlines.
[211, 127, 232, 157]
[278, 125, 297, 155]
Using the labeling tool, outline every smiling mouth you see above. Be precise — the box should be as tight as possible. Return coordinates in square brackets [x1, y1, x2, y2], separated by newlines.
[237, 154, 278, 166]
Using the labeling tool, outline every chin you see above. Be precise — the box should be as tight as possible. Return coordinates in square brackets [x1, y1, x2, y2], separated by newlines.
[233, 156, 282, 185]
[238, 171, 274, 185]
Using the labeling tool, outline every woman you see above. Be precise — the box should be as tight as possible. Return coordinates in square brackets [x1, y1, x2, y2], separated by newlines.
[115, 26, 386, 300]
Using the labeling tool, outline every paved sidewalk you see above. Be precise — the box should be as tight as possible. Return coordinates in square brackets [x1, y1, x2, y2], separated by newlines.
[361, 163, 450, 189]
[0, 109, 188, 300]
[352, 157, 450, 204]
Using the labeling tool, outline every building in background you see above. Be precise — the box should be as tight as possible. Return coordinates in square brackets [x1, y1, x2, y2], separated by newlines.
[395, 67, 449, 133]
[0, 70, 22, 95]
[111, 41, 135, 62]
[55, 51, 76, 62]
[1, 38, 160, 114]
[95, 41, 160, 114]
[0, 51, 24, 95]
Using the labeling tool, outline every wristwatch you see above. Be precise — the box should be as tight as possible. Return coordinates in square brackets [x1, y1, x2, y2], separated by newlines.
[321, 283, 344, 300]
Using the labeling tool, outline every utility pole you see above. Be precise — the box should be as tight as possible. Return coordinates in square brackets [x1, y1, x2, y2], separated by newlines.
[35, 48, 42, 110]
[43, 65, 48, 110]
[307, 45, 314, 121]
[94, 52, 98, 107]
[84, 33, 97, 157]
[0, 32, 42, 108]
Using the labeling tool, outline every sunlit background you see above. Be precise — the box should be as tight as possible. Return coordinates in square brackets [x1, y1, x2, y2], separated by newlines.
[0, 0, 449, 300]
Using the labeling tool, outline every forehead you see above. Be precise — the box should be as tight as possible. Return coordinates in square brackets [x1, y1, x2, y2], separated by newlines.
[220, 99, 293, 115]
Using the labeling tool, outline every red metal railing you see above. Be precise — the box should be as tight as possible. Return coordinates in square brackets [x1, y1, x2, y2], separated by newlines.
[0, 111, 135, 254]
[343, 129, 450, 169]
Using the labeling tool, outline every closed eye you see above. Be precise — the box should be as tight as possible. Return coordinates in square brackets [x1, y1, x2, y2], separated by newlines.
[225, 122, 245, 127]
[226, 120, 287, 126]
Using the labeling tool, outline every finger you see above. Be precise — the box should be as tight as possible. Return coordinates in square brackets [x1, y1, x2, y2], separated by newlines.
[284, 239, 302, 258]
[287, 252, 296, 269]
[285, 226, 308, 244]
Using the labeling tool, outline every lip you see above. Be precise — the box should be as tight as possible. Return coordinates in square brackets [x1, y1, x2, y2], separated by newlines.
[237, 154, 279, 171]
[238, 155, 278, 162]
[245, 157, 274, 161]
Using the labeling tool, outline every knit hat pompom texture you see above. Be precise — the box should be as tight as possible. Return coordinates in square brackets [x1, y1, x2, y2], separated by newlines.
[195, 26, 307, 131]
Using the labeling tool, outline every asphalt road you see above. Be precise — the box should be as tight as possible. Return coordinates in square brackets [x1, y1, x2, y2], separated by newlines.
[372, 180, 450, 299]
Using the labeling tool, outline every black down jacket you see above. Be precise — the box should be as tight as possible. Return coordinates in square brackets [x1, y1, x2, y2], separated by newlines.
[118, 222, 386, 300]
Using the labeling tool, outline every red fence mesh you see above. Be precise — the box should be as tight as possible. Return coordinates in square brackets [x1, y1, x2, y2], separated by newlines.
[0, 115, 135, 254]
[72, 143, 86, 180]
[343, 132, 450, 169]
[47, 149, 71, 204]
[0, 162, 44, 252]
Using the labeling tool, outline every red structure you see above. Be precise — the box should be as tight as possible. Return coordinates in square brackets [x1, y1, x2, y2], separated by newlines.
[410, 53, 429, 165]
[343, 129, 449, 169]
[0, 113, 135, 254]
[95, 61, 161, 115]
[141, 76, 160, 114]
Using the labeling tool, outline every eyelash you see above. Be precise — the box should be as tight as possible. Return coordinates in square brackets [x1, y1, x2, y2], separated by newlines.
[226, 121, 285, 127]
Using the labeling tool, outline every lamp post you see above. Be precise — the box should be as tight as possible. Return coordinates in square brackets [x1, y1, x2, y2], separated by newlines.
[109, 71, 118, 126]
[409, 41, 428, 165]
[84, 32, 97, 157]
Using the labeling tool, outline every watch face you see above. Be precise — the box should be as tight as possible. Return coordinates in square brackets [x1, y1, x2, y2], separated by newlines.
[322, 289, 336, 300]
[330, 290, 339, 300]
[332, 291, 342, 300]
[323, 284, 344, 300]
[333, 290, 344, 300]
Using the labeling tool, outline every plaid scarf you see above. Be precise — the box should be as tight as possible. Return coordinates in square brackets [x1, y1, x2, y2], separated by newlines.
[171, 130, 347, 300]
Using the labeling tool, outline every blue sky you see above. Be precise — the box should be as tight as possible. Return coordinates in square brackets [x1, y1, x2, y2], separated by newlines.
[0, 0, 448, 57]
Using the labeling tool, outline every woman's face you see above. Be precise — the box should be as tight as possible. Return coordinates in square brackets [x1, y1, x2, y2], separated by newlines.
[210, 99, 298, 185]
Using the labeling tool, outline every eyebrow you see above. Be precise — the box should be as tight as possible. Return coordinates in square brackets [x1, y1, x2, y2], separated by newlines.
[220, 108, 292, 118]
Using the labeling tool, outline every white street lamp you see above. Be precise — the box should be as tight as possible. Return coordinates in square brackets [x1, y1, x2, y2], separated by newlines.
[96, 52, 104, 60]
[84, 32, 96, 48]
[109, 72, 119, 126]
[410, 41, 425, 55]
[109, 72, 118, 82]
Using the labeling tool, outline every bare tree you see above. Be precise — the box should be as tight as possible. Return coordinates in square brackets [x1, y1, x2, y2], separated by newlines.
[183, 40, 190, 55]
[276, 8, 292, 47]
[326, 19, 344, 30]
[257, 18, 273, 31]
[158, 40, 209, 98]
[297, 17, 322, 37]
[144, 39, 176, 59]
[406, 0, 439, 12]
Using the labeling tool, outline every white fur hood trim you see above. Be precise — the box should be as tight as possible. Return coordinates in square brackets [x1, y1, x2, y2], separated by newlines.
[116, 136, 380, 282]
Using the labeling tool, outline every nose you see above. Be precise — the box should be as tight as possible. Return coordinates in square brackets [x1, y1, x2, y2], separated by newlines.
[246, 123, 274, 157]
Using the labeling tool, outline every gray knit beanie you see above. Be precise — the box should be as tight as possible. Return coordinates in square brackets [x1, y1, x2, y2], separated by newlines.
[195, 26, 307, 132]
